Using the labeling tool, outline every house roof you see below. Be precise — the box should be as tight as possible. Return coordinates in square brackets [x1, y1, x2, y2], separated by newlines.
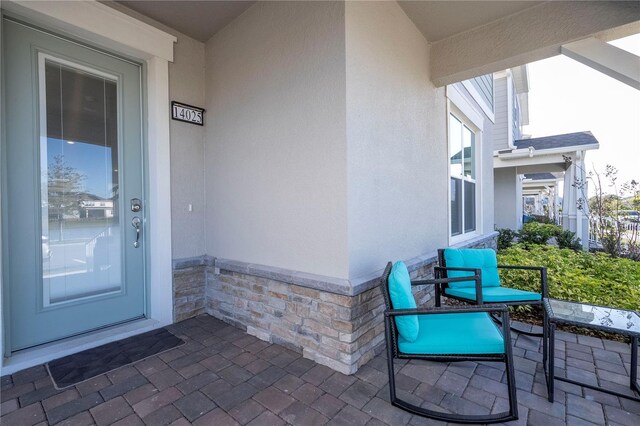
[524, 173, 557, 181]
[78, 192, 108, 201]
[451, 146, 472, 160]
[514, 131, 599, 151]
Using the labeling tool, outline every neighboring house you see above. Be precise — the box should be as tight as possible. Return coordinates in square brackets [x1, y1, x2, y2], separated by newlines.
[494, 130, 599, 249]
[78, 194, 115, 219]
[522, 173, 561, 220]
[493, 67, 530, 152]
[493, 66, 530, 231]
[1, 0, 638, 375]
[492, 29, 640, 247]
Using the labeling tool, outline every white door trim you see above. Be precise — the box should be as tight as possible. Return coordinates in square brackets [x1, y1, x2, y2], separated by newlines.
[2, 0, 175, 61]
[1, 0, 175, 374]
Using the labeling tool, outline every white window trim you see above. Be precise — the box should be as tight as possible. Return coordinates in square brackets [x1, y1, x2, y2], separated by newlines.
[447, 84, 485, 130]
[1, 0, 176, 374]
[446, 85, 484, 246]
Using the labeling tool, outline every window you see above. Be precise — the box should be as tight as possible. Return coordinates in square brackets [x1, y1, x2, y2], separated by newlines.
[449, 113, 476, 237]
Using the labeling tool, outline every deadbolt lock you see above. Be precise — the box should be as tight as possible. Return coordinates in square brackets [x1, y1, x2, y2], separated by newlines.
[131, 198, 142, 213]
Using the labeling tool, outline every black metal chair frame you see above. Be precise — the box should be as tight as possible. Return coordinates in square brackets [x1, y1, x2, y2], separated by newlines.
[435, 249, 548, 337]
[380, 262, 519, 424]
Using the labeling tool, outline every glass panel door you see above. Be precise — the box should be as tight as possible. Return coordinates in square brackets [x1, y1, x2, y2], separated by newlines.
[41, 57, 122, 306]
[3, 18, 146, 351]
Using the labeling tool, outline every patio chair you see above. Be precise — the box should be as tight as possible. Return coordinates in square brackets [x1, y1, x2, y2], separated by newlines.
[436, 248, 548, 337]
[380, 261, 519, 424]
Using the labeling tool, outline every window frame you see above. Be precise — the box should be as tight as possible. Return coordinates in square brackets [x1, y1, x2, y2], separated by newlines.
[446, 84, 484, 245]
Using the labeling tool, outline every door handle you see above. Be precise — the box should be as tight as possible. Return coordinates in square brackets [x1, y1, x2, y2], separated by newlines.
[132, 216, 141, 248]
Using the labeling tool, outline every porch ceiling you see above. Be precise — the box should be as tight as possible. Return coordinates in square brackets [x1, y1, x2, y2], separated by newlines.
[397, 0, 542, 42]
[117, 0, 255, 42]
[116, 0, 544, 44]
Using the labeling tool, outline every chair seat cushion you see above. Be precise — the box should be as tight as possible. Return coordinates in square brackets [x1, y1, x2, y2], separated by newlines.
[398, 312, 504, 355]
[443, 248, 501, 288]
[388, 261, 419, 342]
[445, 286, 542, 302]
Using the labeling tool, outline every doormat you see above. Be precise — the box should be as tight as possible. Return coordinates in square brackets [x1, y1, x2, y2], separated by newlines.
[47, 328, 184, 389]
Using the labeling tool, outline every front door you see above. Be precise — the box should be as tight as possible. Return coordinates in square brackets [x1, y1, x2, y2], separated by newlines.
[3, 18, 146, 351]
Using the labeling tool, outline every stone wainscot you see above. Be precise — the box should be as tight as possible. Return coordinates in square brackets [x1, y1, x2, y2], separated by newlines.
[172, 232, 498, 374]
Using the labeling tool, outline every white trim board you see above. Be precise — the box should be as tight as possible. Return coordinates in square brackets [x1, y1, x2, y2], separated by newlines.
[0, 0, 175, 374]
[2, 1, 175, 61]
[1, 319, 161, 376]
[446, 84, 485, 130]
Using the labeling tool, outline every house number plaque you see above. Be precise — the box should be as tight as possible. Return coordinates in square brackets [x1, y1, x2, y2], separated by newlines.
[171, 101, 204, 126]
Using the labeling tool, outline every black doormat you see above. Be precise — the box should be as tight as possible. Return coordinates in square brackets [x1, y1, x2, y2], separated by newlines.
[47, 328, 184, 389]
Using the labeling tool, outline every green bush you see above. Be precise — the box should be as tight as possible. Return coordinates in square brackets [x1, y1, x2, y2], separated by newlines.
[497, 228, 518, 251]
[519, 222, 561, 245]
[555, 229, 582, 251]
[498, 244, 640, 310]
[531, 214, 555, 224]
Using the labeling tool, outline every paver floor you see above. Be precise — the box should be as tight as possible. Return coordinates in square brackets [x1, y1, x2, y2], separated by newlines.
[1, 315, 639, 425]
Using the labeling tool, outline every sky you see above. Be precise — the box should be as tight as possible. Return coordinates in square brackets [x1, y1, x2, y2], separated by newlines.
[47, 138, 114, 199]
[523, 34, 640, 197]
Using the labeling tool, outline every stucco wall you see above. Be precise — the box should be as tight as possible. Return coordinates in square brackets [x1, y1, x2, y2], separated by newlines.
[115, 0, 496, 282]
[168, 37, 206, 259]
[345, 1, 448, 279]
[204, 1, 349, 278]
[106, 1, 206, 260]
[494, 167, 520, 230]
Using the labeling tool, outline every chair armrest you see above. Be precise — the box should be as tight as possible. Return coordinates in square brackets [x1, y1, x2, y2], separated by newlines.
[384, 303, 508, 317]
[497, 265, 548, 298]
[435, 266, 480, 273]
[433, 267, 483, 304]
[410, 276, 482, 286]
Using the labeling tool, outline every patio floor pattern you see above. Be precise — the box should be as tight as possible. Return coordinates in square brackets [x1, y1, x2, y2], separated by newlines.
[1, 314, 639, 425]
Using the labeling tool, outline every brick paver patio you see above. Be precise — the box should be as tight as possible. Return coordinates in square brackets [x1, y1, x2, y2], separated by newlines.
[1, 315, 639, 425]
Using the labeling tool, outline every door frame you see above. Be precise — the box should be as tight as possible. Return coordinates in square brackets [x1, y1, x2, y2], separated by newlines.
[0, 0, 176, 374]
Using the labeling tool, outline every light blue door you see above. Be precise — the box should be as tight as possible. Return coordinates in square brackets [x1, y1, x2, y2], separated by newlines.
[3, 18, 146, 351]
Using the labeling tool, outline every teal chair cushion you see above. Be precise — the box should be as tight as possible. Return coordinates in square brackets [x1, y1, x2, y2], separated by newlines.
[443, 248, 501, 288]
[445, 286, 542, 302]
[398, 312, 504, 355]
[388, 261, 419, 342]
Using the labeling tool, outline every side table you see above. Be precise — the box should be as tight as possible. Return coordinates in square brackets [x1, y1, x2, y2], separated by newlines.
[543, 298, 640, 402]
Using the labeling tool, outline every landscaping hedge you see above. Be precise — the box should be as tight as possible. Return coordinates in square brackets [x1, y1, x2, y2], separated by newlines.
[498, 244, 640, 311]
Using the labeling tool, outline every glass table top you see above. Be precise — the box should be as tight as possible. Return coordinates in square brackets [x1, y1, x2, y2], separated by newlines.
[546, 299, 640, 336]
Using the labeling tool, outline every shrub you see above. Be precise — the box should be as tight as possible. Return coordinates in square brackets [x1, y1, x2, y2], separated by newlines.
[555, 229, 582, 251]
[498, 244, 640, 310]
[497, 228, 518, 251]
[519, 222, 561, 245]
[531, 214, 555, 224]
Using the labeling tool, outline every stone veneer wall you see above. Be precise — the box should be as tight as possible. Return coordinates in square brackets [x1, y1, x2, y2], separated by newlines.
[199, 233, 498, 375]
[206, 261, 435, 375]
[171, 234, 497, 373]
[172, 256, 213, 322]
